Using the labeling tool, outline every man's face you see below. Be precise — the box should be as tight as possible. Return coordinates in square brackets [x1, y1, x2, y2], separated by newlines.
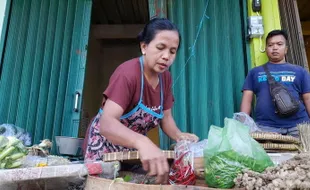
[266, 35, 288, 63]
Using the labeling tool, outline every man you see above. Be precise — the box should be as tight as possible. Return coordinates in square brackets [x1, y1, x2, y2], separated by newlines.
[240, 29, 310, 137]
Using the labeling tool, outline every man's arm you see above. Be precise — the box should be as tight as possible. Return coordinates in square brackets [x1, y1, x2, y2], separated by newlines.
[240, 90, 254, 115]
[303, 92, 310, 117]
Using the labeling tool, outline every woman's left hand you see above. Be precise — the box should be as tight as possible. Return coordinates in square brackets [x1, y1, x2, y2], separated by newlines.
[176, 132, 199, 142]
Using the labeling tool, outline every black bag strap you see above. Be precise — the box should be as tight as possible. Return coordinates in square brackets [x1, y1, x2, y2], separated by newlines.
[263, 64, 277, 85]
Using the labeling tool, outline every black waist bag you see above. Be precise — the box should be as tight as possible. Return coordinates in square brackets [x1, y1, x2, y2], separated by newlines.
[263, 64, 300, 117]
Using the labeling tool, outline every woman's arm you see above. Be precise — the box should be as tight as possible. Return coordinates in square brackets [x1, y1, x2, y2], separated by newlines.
[100, 99, 147, 148]
[160, 109, 182, 141]
[100, 99, 169, 183]
[161, 109, 199, 142]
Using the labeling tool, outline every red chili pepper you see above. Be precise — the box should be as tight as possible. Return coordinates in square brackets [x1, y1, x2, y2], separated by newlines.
[168, 151, 196, 185]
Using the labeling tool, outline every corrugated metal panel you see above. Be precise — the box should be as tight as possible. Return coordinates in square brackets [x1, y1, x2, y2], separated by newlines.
[279, 0, 309, 70]
[0, 0, 92, 145]
[153, 0, 250, 149]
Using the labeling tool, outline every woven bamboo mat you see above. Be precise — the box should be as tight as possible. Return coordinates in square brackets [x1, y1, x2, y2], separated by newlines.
[265, 149, 299, 153]
[260, 143, 300, 151]
[102, 151, 175, 162]
[251, 132, 300, 144]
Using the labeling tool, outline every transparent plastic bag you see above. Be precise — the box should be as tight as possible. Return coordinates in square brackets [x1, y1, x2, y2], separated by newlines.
[233, 112, 261, 133]
[0, 124, 32, 146]
[169, 140, 196, 185]
[21, 155, 71, 168]
[189, 139, 208, 158]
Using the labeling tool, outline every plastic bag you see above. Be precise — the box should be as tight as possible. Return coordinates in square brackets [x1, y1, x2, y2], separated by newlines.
[169, 140, 196, 185]
[204, 118, 274, 189]
[189, 139, 208, 158]
[21, 155, 71, 167]
[0, 124, 32, 146]
[233, 112, 261, 133]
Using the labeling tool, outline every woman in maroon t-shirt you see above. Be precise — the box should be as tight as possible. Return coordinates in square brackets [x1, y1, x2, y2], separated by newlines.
[84, 18, 198, 184]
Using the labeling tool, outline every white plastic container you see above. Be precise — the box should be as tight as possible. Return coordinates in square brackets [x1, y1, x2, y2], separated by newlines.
[55, 136, 84, 156]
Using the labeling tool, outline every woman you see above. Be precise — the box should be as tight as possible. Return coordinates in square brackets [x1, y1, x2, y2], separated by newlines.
[84, 18, 198, 183]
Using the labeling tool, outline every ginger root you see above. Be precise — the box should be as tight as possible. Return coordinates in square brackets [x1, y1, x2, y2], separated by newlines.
[235, 153, 310, 190]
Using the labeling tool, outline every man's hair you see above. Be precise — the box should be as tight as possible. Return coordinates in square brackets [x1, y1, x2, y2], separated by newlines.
[266, 29, 288, 44]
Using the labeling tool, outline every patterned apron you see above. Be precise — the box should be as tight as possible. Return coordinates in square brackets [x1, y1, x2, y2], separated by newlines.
[84, 57, 164, 161]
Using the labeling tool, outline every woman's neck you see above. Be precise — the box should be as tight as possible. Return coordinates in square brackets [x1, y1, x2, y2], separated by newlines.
[143, 62, 158, 79]
[143, 64, 159, 88]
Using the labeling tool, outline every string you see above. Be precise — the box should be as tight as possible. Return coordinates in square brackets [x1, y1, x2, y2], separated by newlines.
[255, 12, 265, 52]
[108, 179, 115, 190]
[172, 0, 210, 88]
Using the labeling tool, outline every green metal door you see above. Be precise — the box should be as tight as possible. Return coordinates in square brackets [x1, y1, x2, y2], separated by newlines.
[0, 0, 92, 145]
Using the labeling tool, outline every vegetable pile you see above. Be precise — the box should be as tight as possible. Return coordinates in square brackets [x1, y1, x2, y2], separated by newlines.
[205, 150, 273, 188]
[235, 153, 310, 189]
[0, 136, 28, 169]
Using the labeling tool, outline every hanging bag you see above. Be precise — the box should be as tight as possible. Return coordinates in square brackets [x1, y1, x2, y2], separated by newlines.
[263, 64, 300, 117]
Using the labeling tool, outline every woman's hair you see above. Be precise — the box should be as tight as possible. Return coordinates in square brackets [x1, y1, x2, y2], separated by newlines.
[137, 18, 181, 45]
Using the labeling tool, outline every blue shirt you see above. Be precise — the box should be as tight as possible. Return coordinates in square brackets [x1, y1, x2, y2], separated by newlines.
[242, 62, 310, 128]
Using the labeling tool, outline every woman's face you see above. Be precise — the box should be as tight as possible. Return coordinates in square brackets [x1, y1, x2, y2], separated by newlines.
[141, 30, 179, 73]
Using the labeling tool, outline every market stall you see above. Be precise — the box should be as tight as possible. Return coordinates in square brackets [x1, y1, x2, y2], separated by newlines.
[0, 120, 309, 190]
[0, 124, 90, 189]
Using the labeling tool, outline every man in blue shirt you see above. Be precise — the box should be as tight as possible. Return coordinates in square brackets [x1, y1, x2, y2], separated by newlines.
[241, 29, 310, 137]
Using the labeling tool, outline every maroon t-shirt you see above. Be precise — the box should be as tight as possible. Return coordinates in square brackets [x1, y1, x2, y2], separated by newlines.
[103, 57, 174, 114]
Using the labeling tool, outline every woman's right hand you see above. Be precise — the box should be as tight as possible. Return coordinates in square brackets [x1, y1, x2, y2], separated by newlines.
[135, 137, 169, 184]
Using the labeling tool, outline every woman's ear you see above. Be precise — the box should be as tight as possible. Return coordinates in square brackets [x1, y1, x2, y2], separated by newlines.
[140, 42, 147, 55]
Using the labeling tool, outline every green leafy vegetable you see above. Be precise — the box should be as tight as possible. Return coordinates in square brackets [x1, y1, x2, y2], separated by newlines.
[205, 150, 274, 188]
[0, 136, 28, 169]
[204, 119, 274, 189]
[123, 175, 132, 182]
